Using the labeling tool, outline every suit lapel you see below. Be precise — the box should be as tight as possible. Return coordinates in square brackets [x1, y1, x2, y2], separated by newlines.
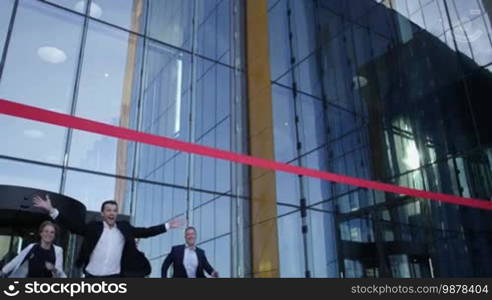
[116, 221, 131, 241]
[90, 222, 104, 245]
[174, 245, 185, 277]
[177, 245, 185, 263]
[195, 248, 202, 267]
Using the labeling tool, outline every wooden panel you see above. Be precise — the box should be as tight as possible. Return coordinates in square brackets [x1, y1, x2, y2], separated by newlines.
[115, 0, 144, 208]
[246, 0, 280, 278]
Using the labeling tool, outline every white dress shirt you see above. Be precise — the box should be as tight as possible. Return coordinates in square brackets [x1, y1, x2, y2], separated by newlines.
[86, 221, 125, 276]
[183, 246, 198, 278]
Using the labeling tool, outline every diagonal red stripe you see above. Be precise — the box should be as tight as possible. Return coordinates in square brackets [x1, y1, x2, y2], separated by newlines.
[1, 98, 491, 210]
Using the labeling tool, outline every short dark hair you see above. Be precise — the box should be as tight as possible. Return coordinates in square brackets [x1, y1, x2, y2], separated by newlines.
[100, 200, 118, 212]
[185, 226, 197, 234]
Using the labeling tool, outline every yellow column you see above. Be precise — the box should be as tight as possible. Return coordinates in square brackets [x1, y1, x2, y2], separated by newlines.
[246, 0, 280, 278]
[115, 0, 144, 208]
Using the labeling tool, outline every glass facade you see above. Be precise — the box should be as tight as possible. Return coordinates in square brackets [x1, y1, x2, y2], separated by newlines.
[0, 0, 247, 278]
[268, 0, 492, 277]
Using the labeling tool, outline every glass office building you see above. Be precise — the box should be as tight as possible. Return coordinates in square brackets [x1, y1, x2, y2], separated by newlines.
[267, 0, 492, 277]
[0, 0, 248, 278]
[0, 0, 491, 278]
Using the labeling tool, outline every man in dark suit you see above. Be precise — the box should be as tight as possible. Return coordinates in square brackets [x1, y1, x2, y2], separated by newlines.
[161, 226, 218, 278]
[33, 195, 182, 277]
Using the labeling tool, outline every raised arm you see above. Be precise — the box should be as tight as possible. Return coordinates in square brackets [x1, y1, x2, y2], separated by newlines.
[33, 194, 87, 236]
[132, 217, 185, 238]
[132, 223, 167, 238]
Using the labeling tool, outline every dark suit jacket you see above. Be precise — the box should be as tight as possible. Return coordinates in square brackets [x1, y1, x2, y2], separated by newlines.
[161, 245, 214, 278]
[55, 212, 166, 277]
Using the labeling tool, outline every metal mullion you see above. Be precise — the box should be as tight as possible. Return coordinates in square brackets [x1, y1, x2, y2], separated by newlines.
[285, 0, 311, 278]
[0, 0, 19, 82]
[186, 0, 199, 226]
[450, 0, 476, 60]
[231, 0, 249, 278]
[60, 0, 92, 194]
[130, 0, 150, 221]
[59, 0, 91, 194]
[40, 0, 236, 71]
[57, 0, 91, 277]
[442, 0, 482, 149]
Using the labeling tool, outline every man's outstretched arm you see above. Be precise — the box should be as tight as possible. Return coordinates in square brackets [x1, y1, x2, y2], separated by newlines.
[132, 217, 185, 238]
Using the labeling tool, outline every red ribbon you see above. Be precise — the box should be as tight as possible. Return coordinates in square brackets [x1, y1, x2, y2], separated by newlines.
[1, 98, 491, 210]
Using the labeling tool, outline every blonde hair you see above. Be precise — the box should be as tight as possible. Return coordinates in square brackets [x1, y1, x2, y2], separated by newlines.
[38, 220, 58, 236]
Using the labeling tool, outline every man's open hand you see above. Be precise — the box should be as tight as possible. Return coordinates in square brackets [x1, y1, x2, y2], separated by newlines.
[33, 194, 54, 213]
[168, 217, 186, 229]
